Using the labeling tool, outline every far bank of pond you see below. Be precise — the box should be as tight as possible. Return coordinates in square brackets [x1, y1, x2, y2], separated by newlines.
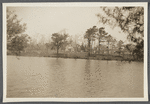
[8, 51, 142, 62]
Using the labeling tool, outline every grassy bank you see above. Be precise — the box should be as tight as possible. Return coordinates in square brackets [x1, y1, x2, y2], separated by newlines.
[7, 51, 138, 61]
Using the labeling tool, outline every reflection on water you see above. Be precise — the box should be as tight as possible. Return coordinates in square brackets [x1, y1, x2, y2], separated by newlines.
[7, 56, 144, 98]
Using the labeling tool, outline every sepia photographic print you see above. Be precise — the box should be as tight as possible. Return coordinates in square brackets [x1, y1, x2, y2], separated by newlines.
[3, 2, 148, 102]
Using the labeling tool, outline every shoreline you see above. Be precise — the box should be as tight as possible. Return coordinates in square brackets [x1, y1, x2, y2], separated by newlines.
[7, 54, 143, 62]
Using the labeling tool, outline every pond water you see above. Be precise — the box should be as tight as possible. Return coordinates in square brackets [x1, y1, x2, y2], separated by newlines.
[7, 56, 143, 98]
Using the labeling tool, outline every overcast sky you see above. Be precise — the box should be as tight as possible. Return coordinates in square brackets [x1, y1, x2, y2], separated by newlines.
[8, 7, 128, 44]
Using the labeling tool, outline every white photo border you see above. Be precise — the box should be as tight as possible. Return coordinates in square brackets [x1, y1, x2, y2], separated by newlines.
[3, 2, 148, 102]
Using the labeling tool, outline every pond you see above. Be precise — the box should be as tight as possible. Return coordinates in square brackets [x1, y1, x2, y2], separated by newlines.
[7, 56, 143, 98]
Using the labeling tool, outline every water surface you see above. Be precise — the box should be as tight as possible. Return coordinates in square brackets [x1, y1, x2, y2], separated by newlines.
[7, 56, 143, 98]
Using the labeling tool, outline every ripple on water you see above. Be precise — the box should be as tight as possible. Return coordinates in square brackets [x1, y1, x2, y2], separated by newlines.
[7, 56, 144, 98]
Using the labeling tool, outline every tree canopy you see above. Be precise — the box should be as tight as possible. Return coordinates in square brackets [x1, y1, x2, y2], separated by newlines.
[7, 9, 29, 55]
[7, 9, 27, 40]
[96, 27, 108, 54]
[51, 33, 68, 55]
[8, 34, 30, 55]
[84, 26, 98, 56]
[97, 7, 144, 41]
[97, 6, 144, 60]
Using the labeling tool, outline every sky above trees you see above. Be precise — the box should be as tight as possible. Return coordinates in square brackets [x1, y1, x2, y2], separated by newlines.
[8, 7, 128, 43]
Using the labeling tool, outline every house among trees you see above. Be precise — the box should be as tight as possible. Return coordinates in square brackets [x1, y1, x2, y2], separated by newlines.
[65, 42, 76, 52]
[65, 44, 75, 52]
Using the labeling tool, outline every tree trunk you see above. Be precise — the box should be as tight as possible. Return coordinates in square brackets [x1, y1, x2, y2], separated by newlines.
[88, 39, 91, 57]
[119, 48, 121, 56]
[111, 45, 113, 55]
[57, 46, 59, 57]
[16, 50, 21, 56]
[99, 39, 100, 54]
[91, 41, 93, 54]
[108, 41, 109, 55]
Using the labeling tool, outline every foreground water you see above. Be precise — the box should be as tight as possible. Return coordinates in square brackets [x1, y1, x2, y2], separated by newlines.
[7, 56, 143, 98]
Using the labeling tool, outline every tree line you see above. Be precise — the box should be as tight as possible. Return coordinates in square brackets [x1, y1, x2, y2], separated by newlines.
[97, 7, 144, 60]
[7, 7, 144, 61]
